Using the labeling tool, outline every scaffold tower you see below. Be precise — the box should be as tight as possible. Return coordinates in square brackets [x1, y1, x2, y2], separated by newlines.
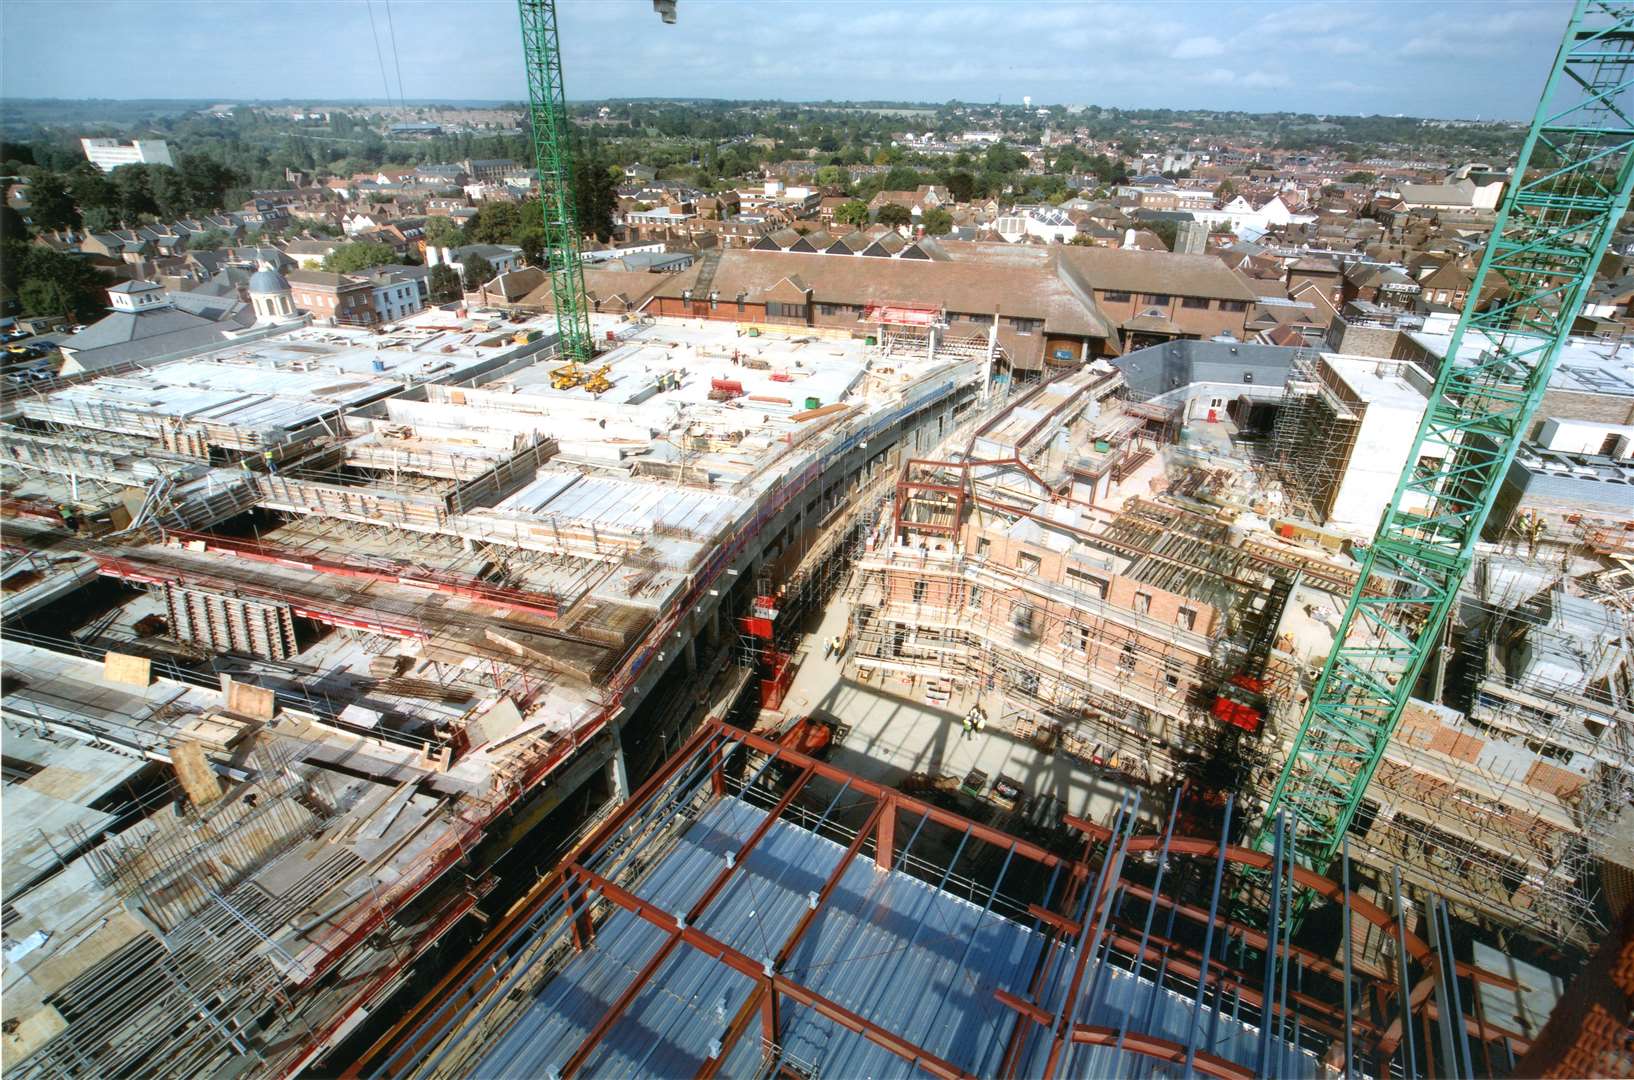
[518, 0, 595, 364]
[1256, 0, 1634, 880]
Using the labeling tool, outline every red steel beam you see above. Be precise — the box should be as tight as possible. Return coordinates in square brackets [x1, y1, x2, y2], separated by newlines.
[995, 989, 1253, 1080]
[700, 798, 888, 1080]
[544, 765, 819, 1077]
[341, 723, 725, 1079]
[571, 861, 976, 1080]
[708, 721, 1081, 876]
[876, 793, 897, 871]
[997, 839, 1094, 1079]
[1062, 816, 1435, 967]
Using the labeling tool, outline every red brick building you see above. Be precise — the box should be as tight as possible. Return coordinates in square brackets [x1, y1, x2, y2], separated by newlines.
[287, 270, 377, 326]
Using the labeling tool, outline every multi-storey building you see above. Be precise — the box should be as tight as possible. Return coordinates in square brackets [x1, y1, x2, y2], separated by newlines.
[80, 137, 174, 171]
[287, 269, 378, 326]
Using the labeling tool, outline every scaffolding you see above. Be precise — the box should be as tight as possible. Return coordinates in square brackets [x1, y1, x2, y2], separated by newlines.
[847, 545, 1221, 783]
[1263, 352, 1361, 524]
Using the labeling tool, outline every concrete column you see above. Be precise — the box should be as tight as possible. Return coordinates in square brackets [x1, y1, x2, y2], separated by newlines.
[984, 315, 999, 402]
[683, 636, 698, 675]
[607, 740, 630, 802]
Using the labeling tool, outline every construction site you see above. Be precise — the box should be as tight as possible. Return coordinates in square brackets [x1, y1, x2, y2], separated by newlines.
[5, 2, 1634, 1079]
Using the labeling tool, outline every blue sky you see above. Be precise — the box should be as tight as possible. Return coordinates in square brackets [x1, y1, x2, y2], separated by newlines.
[1, 0, 1570, 119]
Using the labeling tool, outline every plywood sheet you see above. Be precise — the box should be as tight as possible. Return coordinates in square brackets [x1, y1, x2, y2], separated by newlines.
[102, 652, 152, 688]
[170, 740, 222, 806]
[221, 675, 276, 721]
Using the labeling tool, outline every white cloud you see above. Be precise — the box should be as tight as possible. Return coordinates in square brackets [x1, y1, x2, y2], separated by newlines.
[1173, 35, 1227, 60]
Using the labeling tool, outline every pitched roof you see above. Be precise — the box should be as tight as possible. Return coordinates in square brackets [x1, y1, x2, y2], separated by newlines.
[478, 267, 548, 302]
[1054, 246, 1257, 302]
[287, 269, 369, 291]
[1288, 256, 1339, 274]
[58, 295, 254, 369]
[519, 266, 670, 312]
[648, 248, 1111, 338]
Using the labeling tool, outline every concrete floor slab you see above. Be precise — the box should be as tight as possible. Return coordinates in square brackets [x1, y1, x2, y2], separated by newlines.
[780, 591, 1152, 828]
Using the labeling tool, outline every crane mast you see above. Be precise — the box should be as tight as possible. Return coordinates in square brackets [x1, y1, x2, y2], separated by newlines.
[1255, 0, 1634, 879]
[518, 0, 594, 364]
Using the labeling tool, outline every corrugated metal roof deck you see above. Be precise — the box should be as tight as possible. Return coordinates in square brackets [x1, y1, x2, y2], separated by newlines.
[471, 796, 1318, 1079]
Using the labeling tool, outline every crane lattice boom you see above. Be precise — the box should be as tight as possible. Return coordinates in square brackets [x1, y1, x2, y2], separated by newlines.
[518, 0, 595, 364]
[1257, 0, 1634, 877]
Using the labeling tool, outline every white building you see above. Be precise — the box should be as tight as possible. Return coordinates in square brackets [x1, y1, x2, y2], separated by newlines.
[80, 138, 175, 171]
[992, 207, 1078, 244]
[1395, 173, 1505, 212]
[1190, 195, 1312, 238]
[426, 243, 523, 279]
[1317, 354, 1443, 531]
[368, 272, 425, 324]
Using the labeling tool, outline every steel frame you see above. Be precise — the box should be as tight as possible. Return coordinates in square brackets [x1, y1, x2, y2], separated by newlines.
[1257, 0, 1634, 881]
[367, 720, 1521, 1080]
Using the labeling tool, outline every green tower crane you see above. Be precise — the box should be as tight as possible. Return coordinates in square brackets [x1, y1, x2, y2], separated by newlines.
[517, 0, 595, 364]
[1254, 0, 1634, 879]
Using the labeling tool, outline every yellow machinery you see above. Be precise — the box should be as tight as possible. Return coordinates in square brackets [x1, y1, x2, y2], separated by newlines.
[550, 362, 584, 390]
[583, 365, 613, 395]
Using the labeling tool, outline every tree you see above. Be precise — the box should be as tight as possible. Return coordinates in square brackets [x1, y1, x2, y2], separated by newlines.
[428, 264, 462, 303]
[25, 173, 79, 231]
[1143, 219, 1179, 252]
[111, 165, 160, 221]
[876, 204, 911, 228]
[15, 248, 113, 320]
[881, 165, 922, 192]
[1215, 179, 1238, 201]
[814, 164, 845, 189]
[81, 206, 118, 232]
[465, 201, 523, 245]
[1, 204, 28, 247]
[322, 241, 396, 273]
[65, 162, 117, 224]
[175, 153, 242, 212]
[461, 253, 495, 292]
[187, 227, 234, 251]
[942, 170, 976, 203]
[834, 199, 871, 228]
[920, 207, 954, 236]
[1342, 171, 1377, 185]
[149, 166, 193, 218]
[983, 143, 1027, 174]
[571, 140, 618, 243]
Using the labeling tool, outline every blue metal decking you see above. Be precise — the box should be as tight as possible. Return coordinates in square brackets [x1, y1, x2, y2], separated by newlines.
[471, 795, 1316, 1078]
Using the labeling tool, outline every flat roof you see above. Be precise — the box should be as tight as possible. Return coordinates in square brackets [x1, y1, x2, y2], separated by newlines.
[17, 310, 558, 445]
[1407, 329, 1634, 398]
[1320, 353, 1431, 410]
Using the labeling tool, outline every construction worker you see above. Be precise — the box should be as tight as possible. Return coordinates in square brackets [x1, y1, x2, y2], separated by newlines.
[58, 503, 77, 532]
[831, 635, 843, 660]
[822, 636, 834, 659]
[961, 712, 974, 741]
